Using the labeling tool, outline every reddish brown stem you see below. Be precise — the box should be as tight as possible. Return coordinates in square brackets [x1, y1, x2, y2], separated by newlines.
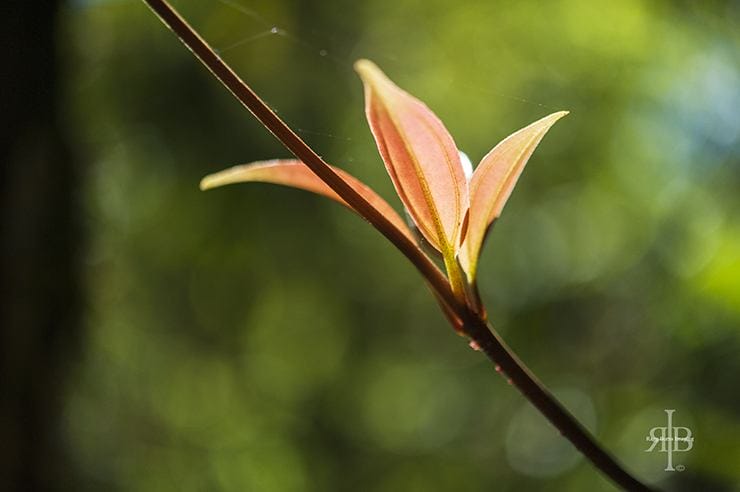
[140, 0, 461, 315]
[140, 1, 655, 490]
[463, 315, 655, 491]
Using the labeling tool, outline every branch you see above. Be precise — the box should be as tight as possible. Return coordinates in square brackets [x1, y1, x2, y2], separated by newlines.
[464, 317, 655, 491]
[140, 0, 461, 316]
[140, 1, 655, 490]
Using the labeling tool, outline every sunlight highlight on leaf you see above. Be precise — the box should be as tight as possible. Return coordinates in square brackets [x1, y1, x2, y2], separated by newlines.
[461, 111, 568, 280]
[354, 60, 468, 258]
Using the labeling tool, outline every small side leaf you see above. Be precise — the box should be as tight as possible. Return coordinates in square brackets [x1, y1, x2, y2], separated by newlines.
[354, 59, 468, 257]
[201, 159, 414, 241]
[461, 111, 568, 280]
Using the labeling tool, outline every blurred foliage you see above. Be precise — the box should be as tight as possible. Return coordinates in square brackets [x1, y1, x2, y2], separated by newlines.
[61, 0, 739, 490]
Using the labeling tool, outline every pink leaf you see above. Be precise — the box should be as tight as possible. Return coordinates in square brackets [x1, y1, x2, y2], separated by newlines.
[354, 60, 468, 257]
[461, 111, 568, 280]
[201, 159, 415, 242]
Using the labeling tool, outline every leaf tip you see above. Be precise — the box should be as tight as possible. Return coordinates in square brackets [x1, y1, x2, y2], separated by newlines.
[200, 166, 244, 191]
[353, 58, 377, 78]
[353, 59, 391, 91]
[530, 110, 569, 135]
[538, 110, 569, 134]
[199, 175, 214, 191]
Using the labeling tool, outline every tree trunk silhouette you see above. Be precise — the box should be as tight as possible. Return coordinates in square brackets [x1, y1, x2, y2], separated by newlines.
[0, 2, 82, 490]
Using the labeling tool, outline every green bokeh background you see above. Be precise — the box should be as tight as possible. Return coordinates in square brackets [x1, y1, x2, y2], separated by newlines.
[62, 0, 739, 490]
